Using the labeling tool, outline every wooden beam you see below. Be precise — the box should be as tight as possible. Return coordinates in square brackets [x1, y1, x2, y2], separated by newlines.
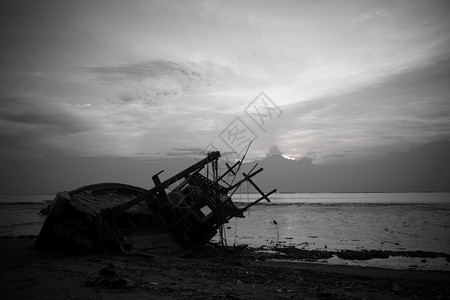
[242, 174, 272, 205]
[226, 168, 263, 192]
[242, 188, 277, 211]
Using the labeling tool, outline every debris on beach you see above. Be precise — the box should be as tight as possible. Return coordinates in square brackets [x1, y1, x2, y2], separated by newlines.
[34, 151, 276, 255]
[84, 263, 128, 288]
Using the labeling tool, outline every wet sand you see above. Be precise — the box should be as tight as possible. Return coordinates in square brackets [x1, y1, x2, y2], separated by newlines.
[1, 238, 449, 300]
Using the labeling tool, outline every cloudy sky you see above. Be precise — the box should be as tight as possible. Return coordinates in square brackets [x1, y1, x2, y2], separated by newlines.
[1, 0, 449, 164]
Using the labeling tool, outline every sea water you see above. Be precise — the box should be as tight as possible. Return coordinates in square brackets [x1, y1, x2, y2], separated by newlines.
[228, 193, 450, 253]
[224, 193, 450, 270]
[0, 195, 53, 236]
[1, 193, 449, 270]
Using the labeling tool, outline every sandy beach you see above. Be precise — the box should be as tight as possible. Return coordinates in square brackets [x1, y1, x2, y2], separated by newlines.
[1, 237, 449, 300]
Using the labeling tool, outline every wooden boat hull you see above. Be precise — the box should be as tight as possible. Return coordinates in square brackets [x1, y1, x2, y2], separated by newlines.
[34, 181, 232, 254]
[34, 183, 161, 253]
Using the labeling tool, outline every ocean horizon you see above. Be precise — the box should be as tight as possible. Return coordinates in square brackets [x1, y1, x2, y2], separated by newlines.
[1, 191, 449, 204]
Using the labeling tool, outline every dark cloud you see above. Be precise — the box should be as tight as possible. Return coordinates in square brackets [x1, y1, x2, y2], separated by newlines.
[284, 58, 450, 150]
[379, 57, 450, 97]
[171, 147, 204, 152]
[320, 152, 347, 159]
[88, 59, 227, 107]
[116, 89, 163, 106]
[0, 97, 93, 134]
[0, 97, 95, 157]
[164, 147, 204, 157]
[1, 110, 86, 134]
[89, 60, 204, 83]
[266, 145, 282, 157]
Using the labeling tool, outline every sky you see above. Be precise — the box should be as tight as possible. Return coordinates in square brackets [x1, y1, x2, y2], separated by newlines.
[1, 0, 449, 165]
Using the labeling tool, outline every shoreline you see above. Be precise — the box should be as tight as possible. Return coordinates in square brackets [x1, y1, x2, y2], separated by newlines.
[1, 238, 449, 299]
[3, 235, 450, 271]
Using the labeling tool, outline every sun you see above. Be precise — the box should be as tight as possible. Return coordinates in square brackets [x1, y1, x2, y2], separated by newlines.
[281, 155, 295, 160]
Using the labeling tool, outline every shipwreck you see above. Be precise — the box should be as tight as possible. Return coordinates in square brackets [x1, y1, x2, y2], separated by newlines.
[35, 151, 276, 255]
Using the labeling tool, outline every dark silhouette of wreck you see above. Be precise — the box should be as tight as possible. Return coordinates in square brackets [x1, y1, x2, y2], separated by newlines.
[34, 151, 276, 255]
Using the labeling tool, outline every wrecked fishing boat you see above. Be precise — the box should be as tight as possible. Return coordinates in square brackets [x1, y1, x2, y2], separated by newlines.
[35, 151, 276, 255]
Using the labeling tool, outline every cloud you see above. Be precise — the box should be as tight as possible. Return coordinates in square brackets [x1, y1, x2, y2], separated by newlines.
[88, 59, 238, 112]
[274, 58, 450, 163]
[88, 59, 235, 91]
[266, 145, 282, 157]
[89, 60, 202, 82]
[64, 103, 92, 108]
[164, 147, 205, 157]
[349, 8, 393, 24]
[0, 97, 97, 157]
[0, 97, 94, 134]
